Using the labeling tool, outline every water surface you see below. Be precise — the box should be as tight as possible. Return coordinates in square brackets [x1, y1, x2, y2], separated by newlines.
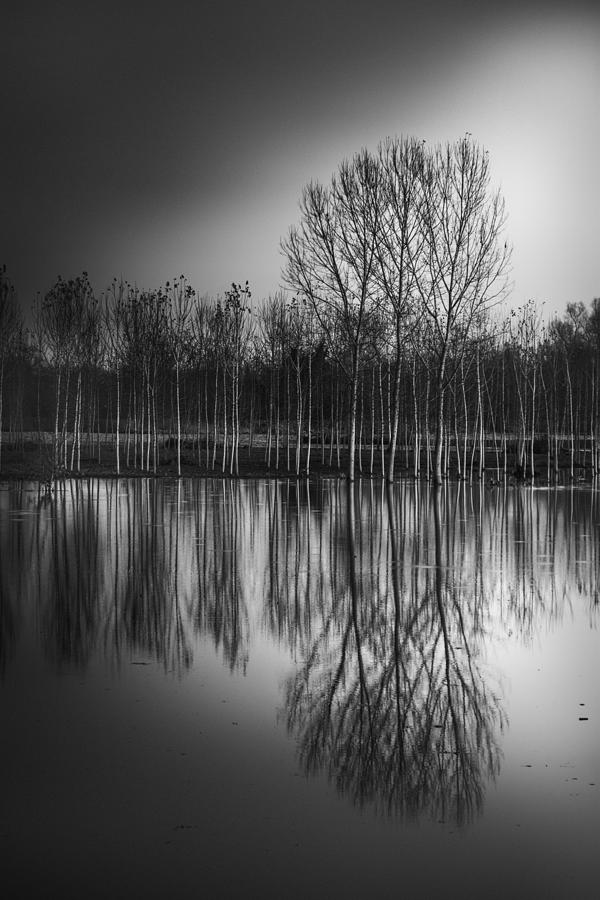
[1, 478, 598, 898]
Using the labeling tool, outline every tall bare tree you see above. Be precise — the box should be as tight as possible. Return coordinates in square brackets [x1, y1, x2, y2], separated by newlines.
[220, 282, 252, 475]
[414, 137, 511, 485]
[282, 150, 384, 480]
[104, 279, 128, 474]
[37, 272, 96, 470]
[166, 276, 195, 477]
[377, 136, 426, 481]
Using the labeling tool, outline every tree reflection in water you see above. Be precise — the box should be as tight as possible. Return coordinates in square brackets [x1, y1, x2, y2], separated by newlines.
[0, 479, 253, 675]
[1, 478, 599, 822]
[285, 483, 506, 825]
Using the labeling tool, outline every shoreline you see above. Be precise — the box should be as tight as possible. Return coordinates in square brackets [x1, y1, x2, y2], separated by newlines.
[0, 466, 591, 487]
[0, 443, 591, 486]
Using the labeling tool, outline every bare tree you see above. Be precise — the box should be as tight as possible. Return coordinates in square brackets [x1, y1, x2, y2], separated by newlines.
[189, 293, 213, 467]
[414, 137, 511, 485]
[282, 149, 384, 480]
[258, 294, 287, 470]
[104, 280, 128, 475]
[37, 272, 96, 471]
[166, 276, 195, 477]
[510, 300, 543, 480]
[377, 136, 426, 481]
[224, 283, 252, 475]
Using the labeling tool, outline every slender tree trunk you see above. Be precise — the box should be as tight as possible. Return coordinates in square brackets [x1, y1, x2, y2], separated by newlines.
[470, 403, 479, 482]
[433, 378, 445, 486]
[212, 362, 219, 470]
[358, 369, 363, 475]
[0, 356, 4, 473]
[369, 365, 375, 475]
[482, 364, 500, 476]
[387, 353, 402, 483]
[266, 366, 273, 467]
[348, 360, 359, 481]
[70, 369, 82, 471]
[295, 357, 302, 476]
[566, 355, 574, 480]
[62, 368, 71, 470]
[132, 376, 138, 470]
[286, 357, 291, 472]
[115, 366, 121, 475]
[145, 371, 151, 472]
[386, 359, 391, 448]
[126, 384, 132, 468]
[412, 357, 420, 479]
[476, 347, 484, 479]
[222, 365, 228, 473]
[98, 389, 103, 463]
[204, 369, 210, 468]
[425, 371, 432, 482]
[305, 347, 312, 476]
[530, 356, 537, 482]
[540, 359, 551, 482]
[501, 351, 508, 478]
[335, 376, 341, 470]
[55, 371, 64, 470]
[329, 374, 335, 468]
[275, 364, 280, 470]
[378, 361, 385, 477]
[452, 387, 461, 479]
[248, 369, 255, 459]
[320, 378, 325, 467]
[139, 373, 145, 471]
[230, 361, 239, 476]
[176, 358, 182, 477]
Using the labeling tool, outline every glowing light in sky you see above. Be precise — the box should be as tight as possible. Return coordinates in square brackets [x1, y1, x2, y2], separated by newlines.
[1, 2, 598, 319]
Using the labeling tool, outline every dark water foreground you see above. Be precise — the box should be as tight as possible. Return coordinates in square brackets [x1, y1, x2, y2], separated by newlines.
[0, 478, 598, 899]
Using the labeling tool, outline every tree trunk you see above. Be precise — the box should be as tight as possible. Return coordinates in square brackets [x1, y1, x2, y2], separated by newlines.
[433, 380, 445, 486]
[115, 366, 121, 475]
[347, 352, 360, 481]
[305, 347, 312, 476]
[387, 354, 402, 483]
[0, 356, 4, 473]
[176, 358, 181, 477]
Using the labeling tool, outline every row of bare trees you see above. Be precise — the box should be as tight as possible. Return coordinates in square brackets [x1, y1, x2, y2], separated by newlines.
[0, 133, 597, 482]
[1, 281, 599, 483]
[282, 136, 511, 483]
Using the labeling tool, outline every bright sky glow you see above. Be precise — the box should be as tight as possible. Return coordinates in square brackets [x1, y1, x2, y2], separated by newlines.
[1, 1, 598, 319]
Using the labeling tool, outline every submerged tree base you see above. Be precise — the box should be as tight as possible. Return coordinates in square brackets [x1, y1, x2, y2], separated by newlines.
[0, 439, 593, 485]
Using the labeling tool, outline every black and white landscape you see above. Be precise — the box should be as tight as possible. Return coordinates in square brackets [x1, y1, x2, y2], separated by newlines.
[1, 2, 599, 898]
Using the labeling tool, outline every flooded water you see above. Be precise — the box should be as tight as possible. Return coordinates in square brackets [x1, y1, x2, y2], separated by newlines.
[0, 478, 598, 899]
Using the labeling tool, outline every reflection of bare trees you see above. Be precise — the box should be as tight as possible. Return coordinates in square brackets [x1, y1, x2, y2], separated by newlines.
[0, 480, 255, 675]
[112, 482, 193, 672]
[281, 482, 599, 826]
[102, 480, 253, 673]
[193, 481, 250, 672]
[285, 484, 505, 824]
[43, 481, 104, 668]
[0, 539, 18, 677]
[0, 478, 599, 818]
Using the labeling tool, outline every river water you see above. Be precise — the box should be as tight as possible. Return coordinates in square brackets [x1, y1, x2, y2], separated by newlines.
[0, 478, 598, 898]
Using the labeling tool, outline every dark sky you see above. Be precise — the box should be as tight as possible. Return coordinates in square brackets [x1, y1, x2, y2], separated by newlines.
[2, 0, 599, 317]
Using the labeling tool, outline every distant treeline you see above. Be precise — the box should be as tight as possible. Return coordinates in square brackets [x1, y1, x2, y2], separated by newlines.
[0, 136, 598, 482]
[1, 264, 599, 482]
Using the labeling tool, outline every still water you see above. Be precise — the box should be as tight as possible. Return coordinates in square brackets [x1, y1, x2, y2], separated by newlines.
[0, 478, 598, 899]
